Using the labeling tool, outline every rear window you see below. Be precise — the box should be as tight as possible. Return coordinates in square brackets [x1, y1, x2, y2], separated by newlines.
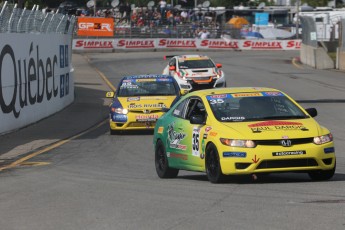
[118, 78, 177, 97]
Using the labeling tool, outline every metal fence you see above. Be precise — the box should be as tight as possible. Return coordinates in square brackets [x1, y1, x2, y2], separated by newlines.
[0, 1, 75, 34]
[108, 24, 238, 39]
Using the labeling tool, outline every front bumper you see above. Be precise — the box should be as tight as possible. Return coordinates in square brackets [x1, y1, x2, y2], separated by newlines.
[109, 111, 164, 130]
[176, 75, 226, 91]
[218, 142, 336, 175]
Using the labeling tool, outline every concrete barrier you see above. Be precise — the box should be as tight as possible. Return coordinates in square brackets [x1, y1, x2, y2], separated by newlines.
[300, 43, 334, 69]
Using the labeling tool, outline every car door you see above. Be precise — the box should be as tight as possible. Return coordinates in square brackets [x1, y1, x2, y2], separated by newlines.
[165, 97, 189, 168]
[166, 96, 206, 171]
[183, 97, 207, 170]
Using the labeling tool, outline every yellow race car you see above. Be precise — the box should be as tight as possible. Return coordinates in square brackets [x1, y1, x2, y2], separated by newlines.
[153, 87, 336, 183]
[106, 74, 186, 134]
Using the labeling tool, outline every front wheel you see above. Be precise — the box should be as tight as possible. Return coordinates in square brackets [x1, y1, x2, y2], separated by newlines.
[155, 140, 179, 178]
[308, 160, 336, 181]
[205, 143, 224, 183]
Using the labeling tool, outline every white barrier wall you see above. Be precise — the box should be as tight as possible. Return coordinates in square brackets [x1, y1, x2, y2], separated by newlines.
[73, 38, 301, 51]
[0, 33, 74, 134]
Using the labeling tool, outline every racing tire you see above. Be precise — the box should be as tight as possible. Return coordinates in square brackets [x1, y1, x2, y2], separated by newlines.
[205, 143, 224, 183]
[155, 140, 179, 178]
[308, 160, 336, 181]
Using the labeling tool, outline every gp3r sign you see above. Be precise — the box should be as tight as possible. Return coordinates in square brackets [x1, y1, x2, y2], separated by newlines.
[77, 17, 114, 37]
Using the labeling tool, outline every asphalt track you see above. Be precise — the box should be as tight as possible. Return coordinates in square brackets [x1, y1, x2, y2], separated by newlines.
[1, 51, 345, 230]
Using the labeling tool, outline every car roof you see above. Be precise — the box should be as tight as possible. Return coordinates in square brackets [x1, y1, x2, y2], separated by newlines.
[122, 74, 174, 80]
[176, 54, 210, 60]
[188, 87, 283, 97]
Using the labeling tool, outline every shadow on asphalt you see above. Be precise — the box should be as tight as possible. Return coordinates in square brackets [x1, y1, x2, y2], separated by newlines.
[177, 172, 345, 184]
[109, 130, 154, 136]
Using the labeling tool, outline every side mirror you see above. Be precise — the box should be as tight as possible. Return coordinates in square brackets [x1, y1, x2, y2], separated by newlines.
[106, 91, 115, 98]
[162, 107, 170, 112]
[305, 108, 317, 117]
[216, 63, 222, 68]
[169, 66, 176, 71]
[190, 115, 205, 125]
[180, 89, 189, 95]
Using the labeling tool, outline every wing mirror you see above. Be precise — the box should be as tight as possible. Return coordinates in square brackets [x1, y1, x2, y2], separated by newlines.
[190, 115, 205, 125]
[216, 63, 222, 68]
[106, 91, 115, 98]
[162, 107, 170, 112]
[305, 108, 317, 117]
[180, 89, 189, 96]
[169, 66, 176, 71]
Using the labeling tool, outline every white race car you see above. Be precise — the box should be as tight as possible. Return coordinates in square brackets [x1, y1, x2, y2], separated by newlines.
[162, 54, 226, 91]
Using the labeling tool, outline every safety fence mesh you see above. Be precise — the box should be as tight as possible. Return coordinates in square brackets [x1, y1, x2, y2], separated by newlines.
[0, 2, 75, 34]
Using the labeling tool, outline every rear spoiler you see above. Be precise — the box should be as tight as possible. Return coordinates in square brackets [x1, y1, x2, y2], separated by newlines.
[164, 55, 176, 60]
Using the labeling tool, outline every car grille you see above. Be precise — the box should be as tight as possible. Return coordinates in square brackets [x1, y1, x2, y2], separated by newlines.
[256, 158, 318, 169]
[255, 138, 314, 146]
[192, 69, 208, 73]
[191, 77, 212, 81]
[129, 122, 156, 127]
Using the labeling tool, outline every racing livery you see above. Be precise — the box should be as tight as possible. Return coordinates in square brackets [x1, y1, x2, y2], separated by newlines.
[153, 87, 336, 183]
[162, 54, 226, 91]
[106, 74, 184, 134]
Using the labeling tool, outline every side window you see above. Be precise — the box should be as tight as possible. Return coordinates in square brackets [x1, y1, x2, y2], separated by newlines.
[185, 98, 206, 120]
[169, 58, 176, 67]
[173, 98, 187, 118]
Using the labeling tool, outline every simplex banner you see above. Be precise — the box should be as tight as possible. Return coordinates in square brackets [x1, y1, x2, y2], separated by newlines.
[0, 33, 74, 134]
[72, 38, 301, 51]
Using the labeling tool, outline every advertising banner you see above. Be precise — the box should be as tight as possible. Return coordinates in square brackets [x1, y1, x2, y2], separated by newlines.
[73, 38, 301, 51]
[77, 17, 114, 37]
[0, 34, 74, 134]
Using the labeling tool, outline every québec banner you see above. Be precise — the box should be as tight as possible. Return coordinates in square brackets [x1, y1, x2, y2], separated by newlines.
[0, 33, 74, 134]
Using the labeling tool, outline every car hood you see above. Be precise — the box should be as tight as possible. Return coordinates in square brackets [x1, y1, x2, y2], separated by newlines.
[179, 68, 219, 78]
[218, 119, 322, 140]
[117, 96, 176, 111]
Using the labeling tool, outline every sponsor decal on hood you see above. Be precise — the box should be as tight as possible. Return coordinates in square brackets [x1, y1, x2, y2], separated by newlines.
[248, 120, 307, 132]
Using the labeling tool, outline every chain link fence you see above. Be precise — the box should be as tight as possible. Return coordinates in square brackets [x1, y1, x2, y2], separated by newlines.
[0, 2, 75, 34]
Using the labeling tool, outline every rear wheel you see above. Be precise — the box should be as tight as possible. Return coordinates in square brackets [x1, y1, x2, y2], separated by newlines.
[155, 140, 179, 178]
[206, 143, 224, 183]
[308, 160, 336, 181]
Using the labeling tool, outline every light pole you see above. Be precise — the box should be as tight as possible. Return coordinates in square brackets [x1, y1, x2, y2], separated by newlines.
[296, 0, 299, 39]
[94, 0, 96, 16]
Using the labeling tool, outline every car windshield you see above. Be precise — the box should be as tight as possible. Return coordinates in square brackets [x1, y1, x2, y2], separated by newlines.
[178, 59, 215, 69]
[117, 78, 177, 97]
[207, 92, 309, 122]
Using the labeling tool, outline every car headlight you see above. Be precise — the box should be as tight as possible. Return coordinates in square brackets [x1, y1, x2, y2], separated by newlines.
[111, 107, 128, 114]
[220, 138, 256, 148]
[313, 133, 333, 145]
